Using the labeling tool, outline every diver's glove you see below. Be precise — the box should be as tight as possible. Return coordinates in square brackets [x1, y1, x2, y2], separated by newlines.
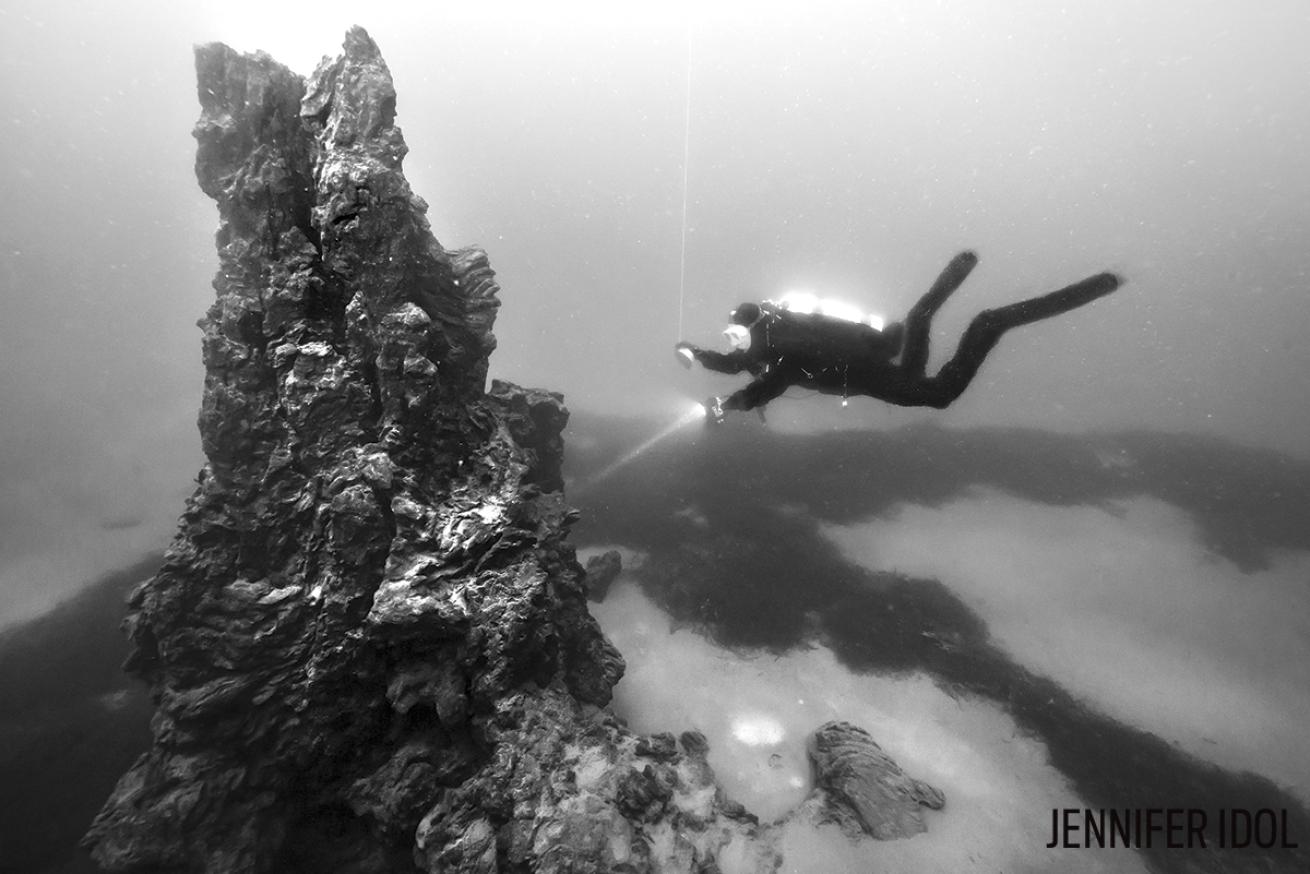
[704, 396, 725, 425]
[675, 342, 699, 369]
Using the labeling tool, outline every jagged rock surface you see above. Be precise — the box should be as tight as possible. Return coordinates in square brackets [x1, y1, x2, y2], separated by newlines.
[792, 721, 945, 840]
[583, 550, 623, 602]
[82, 28, 774, 874]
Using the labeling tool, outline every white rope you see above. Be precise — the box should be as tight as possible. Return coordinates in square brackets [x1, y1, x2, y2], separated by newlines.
[676, 25, 692, 341]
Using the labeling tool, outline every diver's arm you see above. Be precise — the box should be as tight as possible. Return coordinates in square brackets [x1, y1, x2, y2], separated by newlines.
[721, 369, 790, 412]
[677, 342, 751, 374]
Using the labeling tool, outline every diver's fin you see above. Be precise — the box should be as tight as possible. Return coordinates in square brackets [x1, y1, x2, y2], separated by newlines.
[992, 271, 1123, 327]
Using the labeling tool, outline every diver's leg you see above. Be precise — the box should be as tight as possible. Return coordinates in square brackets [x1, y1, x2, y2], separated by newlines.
[914, 271, 1122, 408]
[901, 250, 980, 377]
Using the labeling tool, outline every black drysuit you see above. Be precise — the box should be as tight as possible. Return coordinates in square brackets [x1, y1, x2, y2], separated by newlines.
[684, 251, 1122, 413]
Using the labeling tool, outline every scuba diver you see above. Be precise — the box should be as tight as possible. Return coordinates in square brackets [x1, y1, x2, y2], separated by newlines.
[676, 251, 1122, 422]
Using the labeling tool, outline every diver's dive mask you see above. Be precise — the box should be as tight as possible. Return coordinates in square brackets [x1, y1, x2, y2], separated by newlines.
[723, 324, 752, 352]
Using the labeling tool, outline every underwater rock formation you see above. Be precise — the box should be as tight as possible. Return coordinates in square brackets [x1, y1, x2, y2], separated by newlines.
[583, 549, 623, 602]
[793, 721, 945, 840]
[81, 28, 944, 874]
[81, 28, 776, 874]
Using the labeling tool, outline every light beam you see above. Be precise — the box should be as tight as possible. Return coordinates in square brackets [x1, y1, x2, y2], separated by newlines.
[577, 403, 705, 490]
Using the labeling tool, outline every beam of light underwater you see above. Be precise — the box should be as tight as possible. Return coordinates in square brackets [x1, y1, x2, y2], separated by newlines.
[575, 402, 706, 492]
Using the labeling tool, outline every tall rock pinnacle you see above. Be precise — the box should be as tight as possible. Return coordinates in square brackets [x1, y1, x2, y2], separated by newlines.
[82, 28, 776, 874]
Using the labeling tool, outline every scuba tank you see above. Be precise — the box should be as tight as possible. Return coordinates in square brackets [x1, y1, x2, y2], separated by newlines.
[769, 290, 886, 331]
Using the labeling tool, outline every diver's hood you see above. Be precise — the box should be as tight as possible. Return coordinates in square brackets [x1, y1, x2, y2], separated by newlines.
[723, 324, 752, 352]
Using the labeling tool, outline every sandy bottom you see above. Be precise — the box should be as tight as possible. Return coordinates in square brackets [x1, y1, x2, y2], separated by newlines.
[589, 573, 1148, 874]
[821, 490, 1310, 804]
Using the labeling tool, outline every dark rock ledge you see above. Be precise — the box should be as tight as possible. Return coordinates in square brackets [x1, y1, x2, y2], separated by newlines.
[82, 28, 937, 873]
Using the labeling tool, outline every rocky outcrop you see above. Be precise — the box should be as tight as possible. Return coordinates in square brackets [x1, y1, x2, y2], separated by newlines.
[583, 550, 623, 602]
[81, 28, 773, 874]
[81, 28, 945, 873]
[792, 721, 945, 840]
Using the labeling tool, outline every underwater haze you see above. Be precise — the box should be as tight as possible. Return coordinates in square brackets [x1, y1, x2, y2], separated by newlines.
[3, 0, 1310, 624]
[2, 1, 1310, 871]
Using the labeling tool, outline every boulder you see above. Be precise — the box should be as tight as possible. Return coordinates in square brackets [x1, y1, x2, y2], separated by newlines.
[794, 720, 944, 840]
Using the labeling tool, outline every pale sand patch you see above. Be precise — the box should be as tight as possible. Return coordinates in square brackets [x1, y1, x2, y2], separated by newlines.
[821, 490, 1310, 803]
[590, 577, 1147, 874]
